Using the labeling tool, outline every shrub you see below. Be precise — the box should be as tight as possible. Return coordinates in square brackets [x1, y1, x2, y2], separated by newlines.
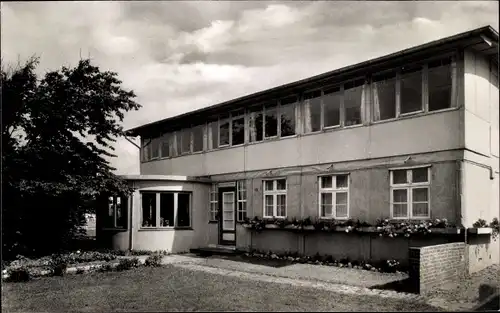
[145, 254, 163, 267]
[49, 254, 68, 276]
[473, 219, 488, 228]
[76, 268, 85, 274]
[5, 267, 31, 282]
[98, 263, 114, 273]
[115, 257, 140, 271]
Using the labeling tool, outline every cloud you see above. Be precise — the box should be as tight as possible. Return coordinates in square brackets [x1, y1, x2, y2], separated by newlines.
[1, 1, 498, 175]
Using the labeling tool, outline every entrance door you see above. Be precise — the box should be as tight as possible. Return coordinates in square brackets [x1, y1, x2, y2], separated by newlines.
[218, 186, 236, 246]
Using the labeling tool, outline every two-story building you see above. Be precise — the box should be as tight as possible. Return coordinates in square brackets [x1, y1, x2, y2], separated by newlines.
[97, 25, 499, 272]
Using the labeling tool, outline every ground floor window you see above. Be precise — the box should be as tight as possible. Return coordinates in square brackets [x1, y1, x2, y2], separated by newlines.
[318, 174, 349, 219]
[209, 184, 218, 221]
[141, 192, 191, 228]
[106, 195, 127, 228]
[237, 180, 247, 221]
[390, 167, 430, 219]
[263, 179, 287, 218]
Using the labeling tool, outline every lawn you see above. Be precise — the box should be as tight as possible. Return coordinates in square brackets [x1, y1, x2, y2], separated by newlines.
[2, 265, 442, 312]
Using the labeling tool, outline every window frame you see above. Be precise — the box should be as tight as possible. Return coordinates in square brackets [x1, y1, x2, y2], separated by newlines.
[389, 166, 431, 220]
[209, 184, 218, 222]
[262, 178, 287, 218]
[140, 191, 192, 229]
[318, 174, 350, 220]
[104, 195, 127, 229]
[236, 180, 247, 222]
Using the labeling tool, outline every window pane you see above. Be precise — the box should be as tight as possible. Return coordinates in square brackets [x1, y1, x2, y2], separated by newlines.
[323, 86, 341, 127]
[249, 106, 263, 142]
[400, 66, 423, 114]
[142, 138, 150, 161]
[321, 176, 332, 189]
[321, 192, 333, 205]
[393, 189, 408, 203]
[219, 121, 230, 146]
[304, 90, 321, 132]
[160, 134, 170, 158]
[192, 125, 204, 152]
[336, 175, 348, 189]
[344, 80, 363, 126]
[321, 193, 333, 217]
[265, 105, 278, 138]
[238, 210, 247, 222]
[210, 121, 219, 149]
[265, 195, 274, 216]
[336, 192, 348, 205]
[428, 59, 452, 111]
[393, 203, 408, 218]
[177, 193, 190, 227]
[116, 196, 126, 228]
[336, 205, 348, 218]
[280, 102, 296, 137]
[276, 179, 286, 190]
[277, 194, 286, 216]
[142, 193, 156, 227]
[373, 73, 396, 121]
[412, 188, 428, 202]
[107, 197, 115, 227]
[392, 170, 408, 184]
[181, 129, 190, 154]
[232, 116, 245, 145]
[160, 193, 174, 227]
[151, 137, 160, 159]
[264, 180, 274, 191]
[412, 168, 429, 183]
[412, 203, 429, 217]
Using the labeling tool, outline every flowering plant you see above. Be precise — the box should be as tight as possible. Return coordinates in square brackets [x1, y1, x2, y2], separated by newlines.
[375, 218, 449, 238]
[490, 218, 499, 240]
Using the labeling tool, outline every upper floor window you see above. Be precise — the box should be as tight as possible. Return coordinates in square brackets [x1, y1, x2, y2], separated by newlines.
[344, 79, 364, 126]
[428, 57, 453, 112]
[372, 71, 397, 121]
[400, 64, 423, 114]
[280, 96, 297, 137]
[232, 110, 245, 146]
[319, 175, 349, 219]
[160, 133, 171, 158]
[208, 119, 219, 150]
[219, 113, 230, 147]
[249, 106, 264, 142]
[323, 86, 341, 128]
[390, 167, 430, 219]
[264, 103, 279, 138]
[263, 179, 287, 218]
[303, 90, 322, 132]
[192, 125, 204, 153]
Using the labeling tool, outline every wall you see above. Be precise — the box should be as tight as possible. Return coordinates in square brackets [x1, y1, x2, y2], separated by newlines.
[467, 235, 500, 274]
[408, 243, 466, 295]
[141, 110, 462, 177]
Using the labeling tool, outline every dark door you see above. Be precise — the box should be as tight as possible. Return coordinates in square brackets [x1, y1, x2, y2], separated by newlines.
[218, 186, 236, 246]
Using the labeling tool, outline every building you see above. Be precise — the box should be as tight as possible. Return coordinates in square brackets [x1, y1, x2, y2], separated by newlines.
[98, 25, 499, 273]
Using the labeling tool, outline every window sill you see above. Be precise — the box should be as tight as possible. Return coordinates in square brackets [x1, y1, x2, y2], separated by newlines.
[138, 227, 193, 231]
[319, 217, 350, 220]
[208, 220, 218, 224]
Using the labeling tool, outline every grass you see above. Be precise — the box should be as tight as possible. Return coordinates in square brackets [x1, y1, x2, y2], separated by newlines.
[2, 265, 441, 312]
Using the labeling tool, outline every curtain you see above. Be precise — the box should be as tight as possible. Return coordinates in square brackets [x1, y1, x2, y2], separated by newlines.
[303, 99, 312, 133]
[372, 82, 381, 121]
[249, 112, 257, 142]
[360, 84, 366, 123]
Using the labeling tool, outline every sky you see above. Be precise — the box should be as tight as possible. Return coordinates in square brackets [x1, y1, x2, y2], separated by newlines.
[1, 1, 498, 175]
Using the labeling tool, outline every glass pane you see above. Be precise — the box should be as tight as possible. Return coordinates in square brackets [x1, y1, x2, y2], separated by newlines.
[177, 193, 190, 227]
[304, 90, 321, 132]
[321, 204, 333, 217]
[192, 125, 204, 152]
[238, 201, 246, 212]
[223, 221, 233, 229]
[277, 194, 286, 216]
[336, 192, 348, 205]
[428, 60, 452, 111]
[412, 168, 429, 183]
[232, 116, 245, 145]
[181, 130, 190, 154]
[160, 134, 170, 158]
[344, 82, 363, 126]
[116, 196, 126, 227]
[141, 193, 156, 227]
[412, 188, 428, 202]
[276, 179, 287, 190]
[265, 195, 274, 206]
[238, 211, 247, 221]
[160, 193, 174, 227]
[373, 73, 396, 120]
[219, 121, 230, 146]
[392, 170, 408, 184]
[335, 204, 348, 218]
[323, 86, 341, 127]
[321, 176, 332, 189]
[265, 206, 273, 217]
[393, 203, 408, 218]
[264, 105, 278, 138]
[336, 175, 348, 189]
[321, 193, 333, 206]
[393, 189, 408, 203]
[142, 139, 150, 161]
[249, 106, 263, 142]
[264, 180, 274, 191]
[412, 203, 429, 217]
[280, 102, 296, 137]
[210, 122, 218, 149]
[223, 192, 234, 203]
[400, 67, 422, 114]
[151, 137, 160, 158]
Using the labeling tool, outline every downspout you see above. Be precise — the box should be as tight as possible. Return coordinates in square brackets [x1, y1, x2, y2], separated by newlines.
[459, 160, 469, 274]
[128, 180, 135, 251]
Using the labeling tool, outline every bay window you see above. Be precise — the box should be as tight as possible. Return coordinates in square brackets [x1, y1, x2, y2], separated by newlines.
[263, 179, 287, 218]
[319, 175, 349, 219]
[390, 167, 430, 219]
[141, 192, 192, 228]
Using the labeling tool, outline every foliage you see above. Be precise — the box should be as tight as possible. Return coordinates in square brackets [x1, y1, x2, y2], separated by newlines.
[144, 254, 163, 267]
[98, 263, 114, 273]
[49, 254, 69, 276]
[2, 57, 140, 260]
[472, 218, 488, 228]
[115, 257, 140, 271]
[375, 218, 449, 238]
[5, 267, 31, 282]
[489, 218, 499, 240]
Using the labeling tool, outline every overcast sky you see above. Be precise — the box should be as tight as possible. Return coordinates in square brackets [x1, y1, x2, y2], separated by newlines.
[2, 1, 498, 175]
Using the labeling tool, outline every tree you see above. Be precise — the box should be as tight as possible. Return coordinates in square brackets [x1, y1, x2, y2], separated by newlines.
[1, 57, 141, 259]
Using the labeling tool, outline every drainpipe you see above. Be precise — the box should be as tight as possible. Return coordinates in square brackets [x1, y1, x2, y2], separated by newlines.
[128, 181, 135, 251]
[459, 160, 469, 274]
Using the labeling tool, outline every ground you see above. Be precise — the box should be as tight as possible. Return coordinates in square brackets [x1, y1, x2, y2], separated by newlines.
[2, 264, 440, 312]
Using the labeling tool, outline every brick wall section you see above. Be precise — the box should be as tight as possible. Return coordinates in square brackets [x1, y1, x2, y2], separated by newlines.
[409, 243, 466, 295]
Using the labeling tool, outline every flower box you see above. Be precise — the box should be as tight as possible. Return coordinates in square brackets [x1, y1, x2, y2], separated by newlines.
[468, 227, 492, 235]
[265, 224, 279, 229]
